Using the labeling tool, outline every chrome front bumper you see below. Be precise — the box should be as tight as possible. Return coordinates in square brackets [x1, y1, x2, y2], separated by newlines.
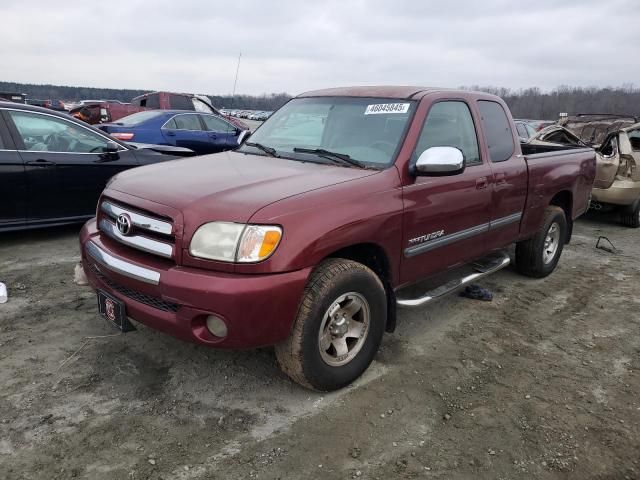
[85, 240, 161, 285]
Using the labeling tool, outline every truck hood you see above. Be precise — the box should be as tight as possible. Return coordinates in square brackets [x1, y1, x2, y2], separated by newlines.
[107, 150, 379, 223]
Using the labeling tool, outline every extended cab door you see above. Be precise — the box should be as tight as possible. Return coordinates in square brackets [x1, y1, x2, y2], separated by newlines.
[400, 99, 493, 285]
[0, 111, 26, 228]
[476, 100, 527, 250]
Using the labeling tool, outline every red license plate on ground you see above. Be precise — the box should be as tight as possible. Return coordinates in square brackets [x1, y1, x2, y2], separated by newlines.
[97, 290, 135, 332]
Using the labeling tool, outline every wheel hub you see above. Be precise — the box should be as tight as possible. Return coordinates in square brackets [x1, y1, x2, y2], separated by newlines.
[543, 222, 560, 264]
[318, 292, 370, 367]
[330, 315, 349, 337]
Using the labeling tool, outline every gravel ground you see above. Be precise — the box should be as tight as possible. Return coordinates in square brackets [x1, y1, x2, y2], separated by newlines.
[0, 211, 638, 479]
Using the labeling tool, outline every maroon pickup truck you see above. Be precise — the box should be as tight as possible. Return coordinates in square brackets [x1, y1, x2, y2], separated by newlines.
[79, 86, 596, 391]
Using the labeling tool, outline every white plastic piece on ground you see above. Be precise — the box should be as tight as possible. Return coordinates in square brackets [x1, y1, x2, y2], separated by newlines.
[73, 263, 89, 286]
[0, 282, 7, 304]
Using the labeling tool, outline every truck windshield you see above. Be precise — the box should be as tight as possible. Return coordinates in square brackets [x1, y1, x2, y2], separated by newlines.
[240, 97, 417, 167]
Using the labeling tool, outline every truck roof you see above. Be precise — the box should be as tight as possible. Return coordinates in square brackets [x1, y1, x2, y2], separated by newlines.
[297, 85, 453, 100]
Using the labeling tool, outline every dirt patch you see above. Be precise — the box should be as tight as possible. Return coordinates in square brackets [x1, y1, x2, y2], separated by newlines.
[0, 213, 639, 479]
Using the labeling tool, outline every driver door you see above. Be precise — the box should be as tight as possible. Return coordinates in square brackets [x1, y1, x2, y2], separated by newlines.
[6, 110, 138, 221]
[400, 100, 493, 285]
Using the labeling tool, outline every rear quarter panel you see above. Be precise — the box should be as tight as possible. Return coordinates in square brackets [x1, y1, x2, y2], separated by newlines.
[520, 149, 596, 240]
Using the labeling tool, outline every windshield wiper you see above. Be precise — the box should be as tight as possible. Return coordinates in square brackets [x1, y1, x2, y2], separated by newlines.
[245, 141, 278, 157]
[293, 147, 367, 169]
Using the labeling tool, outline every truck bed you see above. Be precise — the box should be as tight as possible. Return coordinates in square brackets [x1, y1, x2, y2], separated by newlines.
[519, 145, 596, 240]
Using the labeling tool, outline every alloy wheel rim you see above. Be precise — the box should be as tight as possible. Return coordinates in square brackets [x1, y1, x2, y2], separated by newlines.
[543, 222, 560, 264]
[318, 292, 370, 367]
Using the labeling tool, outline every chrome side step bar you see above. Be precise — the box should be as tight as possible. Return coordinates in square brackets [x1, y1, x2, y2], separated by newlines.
[396, 252, 510, 308]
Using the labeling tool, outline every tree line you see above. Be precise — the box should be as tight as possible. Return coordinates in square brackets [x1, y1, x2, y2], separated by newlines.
[0, 81, 292, 111]
[2, 80, 640, 119]
[462, 84, 640, 120]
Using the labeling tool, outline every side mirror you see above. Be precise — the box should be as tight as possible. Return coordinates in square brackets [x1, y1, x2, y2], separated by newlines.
[413, 146, 464, 176]
[237, 130, 251, 145]
[104, 140, 120, 153]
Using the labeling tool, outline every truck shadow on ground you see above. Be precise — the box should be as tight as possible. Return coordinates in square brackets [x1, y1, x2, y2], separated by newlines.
[0, 223, 83, 247]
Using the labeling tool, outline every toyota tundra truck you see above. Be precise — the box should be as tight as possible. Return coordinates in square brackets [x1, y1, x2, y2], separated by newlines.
[79, 86, 596, 391]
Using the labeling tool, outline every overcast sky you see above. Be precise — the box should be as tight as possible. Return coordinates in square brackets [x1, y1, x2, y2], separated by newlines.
[2, 0, 639, 96]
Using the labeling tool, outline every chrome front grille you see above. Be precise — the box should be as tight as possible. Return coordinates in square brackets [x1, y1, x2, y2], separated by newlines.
[99, 200, 174, 259]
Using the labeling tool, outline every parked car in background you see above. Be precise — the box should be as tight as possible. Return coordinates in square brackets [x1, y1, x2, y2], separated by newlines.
[0, 102, 191, 232]
[26, 99, 50, 108]
[516, 119, 555, 132]
[514, 120, 537, 141]
[26, 99, 68, 111]
[558, 114, 640, 227]
[69, 101, 145, 124]
[98, 110, 245, 155]
[525, 124, 585, 147]
[0, 92, 27, 104]
[131, 92, 249, 131]
[79, 86, 595, 391]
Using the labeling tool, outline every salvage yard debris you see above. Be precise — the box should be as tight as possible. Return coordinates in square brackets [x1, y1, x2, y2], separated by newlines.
[595, 235, 620, 254]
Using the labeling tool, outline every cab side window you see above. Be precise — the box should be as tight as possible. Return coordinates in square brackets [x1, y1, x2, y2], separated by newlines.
[413, 101, 481, 166]
[478, 100, 515, 162]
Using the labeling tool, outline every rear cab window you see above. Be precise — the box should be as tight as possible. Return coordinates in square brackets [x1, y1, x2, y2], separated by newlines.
[478, 100, 515, 162]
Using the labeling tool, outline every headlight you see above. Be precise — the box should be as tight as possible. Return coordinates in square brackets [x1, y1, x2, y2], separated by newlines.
[189, 222, 282, 263]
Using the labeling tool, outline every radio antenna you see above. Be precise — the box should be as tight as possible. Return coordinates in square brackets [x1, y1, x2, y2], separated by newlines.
[226, 52, 242, 136]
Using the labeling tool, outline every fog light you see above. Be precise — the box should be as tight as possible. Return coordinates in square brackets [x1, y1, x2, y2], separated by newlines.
[206, 315, 228, 338]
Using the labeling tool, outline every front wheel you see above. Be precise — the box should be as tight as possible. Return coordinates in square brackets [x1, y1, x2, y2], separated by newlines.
[275, 259, 386, 391]
[515, 206, 567, 278]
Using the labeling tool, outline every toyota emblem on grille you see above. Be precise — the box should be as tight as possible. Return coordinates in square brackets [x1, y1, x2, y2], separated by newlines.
[116, 213, 132, 236]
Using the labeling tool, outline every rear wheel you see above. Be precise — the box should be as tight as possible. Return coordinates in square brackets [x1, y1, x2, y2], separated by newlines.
[515, 206, 567, 278]
[275, 258, 386, 391]
[620, 200, 640, 228]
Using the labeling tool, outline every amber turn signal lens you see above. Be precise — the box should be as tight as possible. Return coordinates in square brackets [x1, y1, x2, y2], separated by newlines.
[237, 225, 283, 262]
[258, 230, 282, 258]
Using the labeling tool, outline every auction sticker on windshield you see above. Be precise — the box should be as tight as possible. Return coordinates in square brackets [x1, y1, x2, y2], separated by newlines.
[365, 103, 410, 115]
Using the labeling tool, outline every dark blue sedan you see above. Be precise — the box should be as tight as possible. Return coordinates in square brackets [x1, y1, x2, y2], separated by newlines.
[98, 110, 246, 155]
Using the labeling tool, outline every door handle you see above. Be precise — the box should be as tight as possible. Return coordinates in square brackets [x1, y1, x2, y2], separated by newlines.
[495, 172, 507, 186]
[475, 177, 488, 189]
[208, 133, 217, 139]
[165, 131, 176, 136]
[26, 159, 56, 167]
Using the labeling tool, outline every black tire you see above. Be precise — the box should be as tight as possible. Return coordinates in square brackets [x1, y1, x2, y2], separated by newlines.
[275, 258, 386, 391]
[620, 200, 640, 228]
[515, 206, 567, 278]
